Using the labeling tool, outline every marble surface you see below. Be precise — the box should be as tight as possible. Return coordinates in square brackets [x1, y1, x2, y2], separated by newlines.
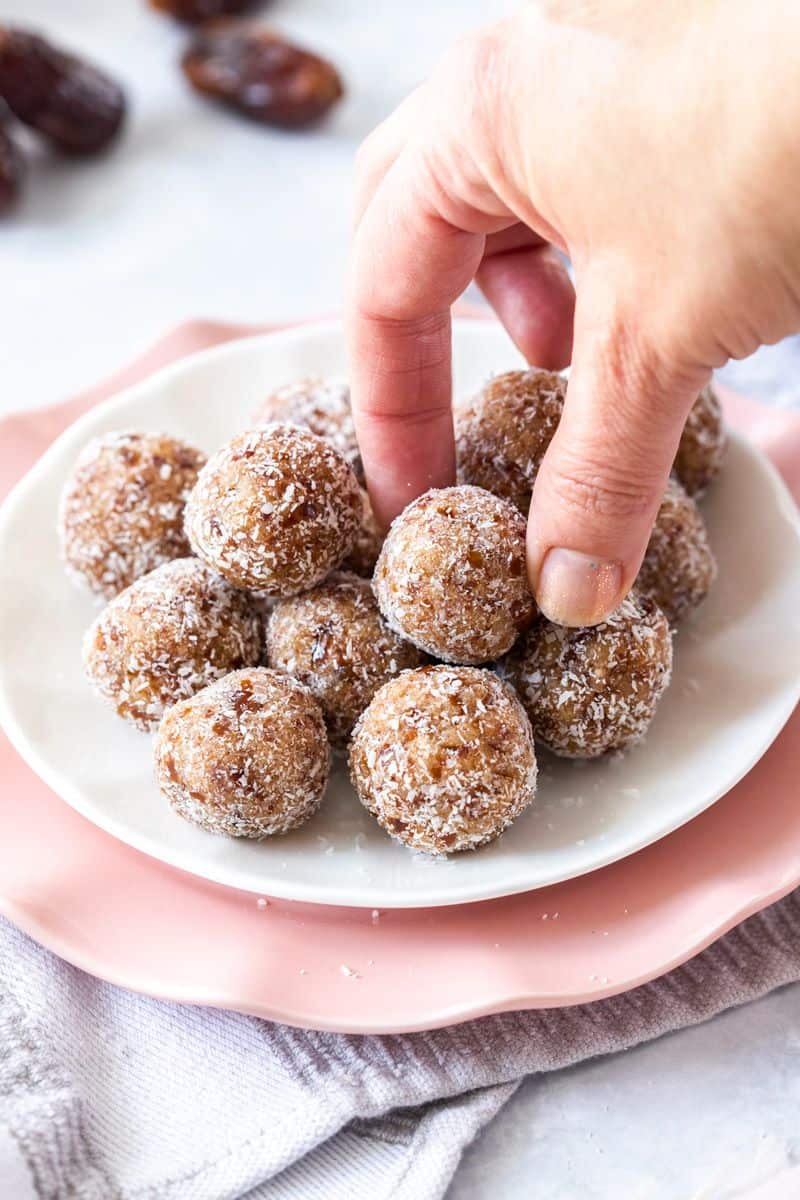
[3, 3, 799, 1198]
[449, 984, 800, 1200]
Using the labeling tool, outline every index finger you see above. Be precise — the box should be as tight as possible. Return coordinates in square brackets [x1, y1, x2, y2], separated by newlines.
[346, 148, 486, 528]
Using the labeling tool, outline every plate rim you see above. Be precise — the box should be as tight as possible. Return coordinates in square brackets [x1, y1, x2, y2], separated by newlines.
[2, 704, 799, 1033]
[2, 870, 797, 1034]
[1, 317, 800, 908]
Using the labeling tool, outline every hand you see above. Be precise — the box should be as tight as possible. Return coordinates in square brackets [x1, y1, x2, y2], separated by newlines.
[346, 0, 800, 625]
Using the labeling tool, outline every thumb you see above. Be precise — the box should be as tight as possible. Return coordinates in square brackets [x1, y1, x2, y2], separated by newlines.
[528, 282, 707, 626]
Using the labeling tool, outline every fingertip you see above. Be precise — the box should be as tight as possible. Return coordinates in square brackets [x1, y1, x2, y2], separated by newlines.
[530, 543, 625, 627]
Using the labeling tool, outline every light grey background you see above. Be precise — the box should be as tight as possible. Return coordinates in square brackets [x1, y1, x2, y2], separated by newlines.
[2, 3, 799, 1197]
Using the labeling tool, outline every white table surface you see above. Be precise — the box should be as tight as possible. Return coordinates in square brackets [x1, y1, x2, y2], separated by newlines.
[2, 3, 799, 1199]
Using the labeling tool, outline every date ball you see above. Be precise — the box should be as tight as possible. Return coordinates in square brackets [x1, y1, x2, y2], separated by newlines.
[636, 477, 717, 625]
[349, 666, 537, 855]
[83, 558, 262, 730]
[59, 430, 206, 599]
[503, 593, 672, 758]
[455, 369, 566, 513]
[254, 377, 363, 482]
[374, 485, 535, 664]
[342, 489, 383, 577]
[185, 424, 362, 595]
[674, 384, 727, 497]
[267, 572, 426, 750]
[155, 668, 329, 839]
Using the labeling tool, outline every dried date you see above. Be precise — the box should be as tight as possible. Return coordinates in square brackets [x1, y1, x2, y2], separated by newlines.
[149, 0, 258, 22]
[0, 27, 125, 155]
[0, 118, 23, 213]
[182, 21, 343, 130]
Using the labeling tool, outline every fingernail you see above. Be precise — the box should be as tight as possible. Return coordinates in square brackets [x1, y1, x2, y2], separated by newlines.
[536, 549, 623, 627]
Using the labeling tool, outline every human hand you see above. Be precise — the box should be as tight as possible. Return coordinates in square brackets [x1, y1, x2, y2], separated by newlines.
[346, 0, 800, 625]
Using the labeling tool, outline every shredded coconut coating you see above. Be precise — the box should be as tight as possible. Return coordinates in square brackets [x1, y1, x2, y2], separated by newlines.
[501, 593, 673, 758]
[673, 384, 727, 497]
[184, 423, 362, 595]
[59, 430, 206, 600]
[636, 477, 717, 625]
[373, 485, 535, 664]
[83, 558, 263, 731]
[349, 665, 537, 855]
[266, 572, 426, 751]
[154, 668, 329, 839]
[342, 489, 384, 578]
[455, 369, 566, 512]
[252, 377, 363, 483]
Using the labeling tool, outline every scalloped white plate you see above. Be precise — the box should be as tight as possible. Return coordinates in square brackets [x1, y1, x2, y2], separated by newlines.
[1, 318, 799, 908]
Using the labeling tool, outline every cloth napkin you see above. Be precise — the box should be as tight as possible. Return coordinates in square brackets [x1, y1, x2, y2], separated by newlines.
[1, 338, 800, 1200]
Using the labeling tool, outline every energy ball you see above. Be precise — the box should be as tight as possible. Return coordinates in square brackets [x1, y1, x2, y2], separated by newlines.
[342, 489, 384, 577]
[636, 477, 717, 625]
[502, 593, 672, 758]
[266, 572, 426, 750]
[83, 558, 262, 731]
[349, 665, 537, 855]
[674, 384, 727, 497]
[455, 369, 566, 513]
[185, 423, 362, 595]
[59, 430, 206, 599]
[253, 377, 363, 482]
[373, 485, 535, 664]
[155, 668, 329, 839]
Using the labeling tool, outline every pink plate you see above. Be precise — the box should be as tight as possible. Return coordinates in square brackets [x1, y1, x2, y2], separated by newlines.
[1, 319, 799, 1034]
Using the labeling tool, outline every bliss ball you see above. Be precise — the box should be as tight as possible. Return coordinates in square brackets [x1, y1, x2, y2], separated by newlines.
[185, 424, 362, 595]
[636, 477, 717, 625]
[373, 484, 535, 664]
[342, 489, 384, 577]
[59, 430, 206, 599]
[266, 572, 426, 750]
[83, 558, 262, 731]
[455, 369, 566, 513]
[155, 668, 329, 839]
[253, 377, 363, 483]
[349, 665, 537, 855]
[502, 593, 672, 758]
[674, 384, 727, 497]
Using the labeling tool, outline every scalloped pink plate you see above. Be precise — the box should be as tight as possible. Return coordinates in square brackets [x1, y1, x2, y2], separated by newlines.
[1, 319, 800, 1033]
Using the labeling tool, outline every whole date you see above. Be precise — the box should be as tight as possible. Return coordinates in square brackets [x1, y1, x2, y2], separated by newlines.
[0, 27, 125, 156]
[149, 0, 258, 22]
[182, 22, 343, 130]
[0, 119, 23, 212]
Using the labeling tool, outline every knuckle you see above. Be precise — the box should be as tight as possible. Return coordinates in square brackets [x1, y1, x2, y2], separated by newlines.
[457, 28, 500, 81]
[436, 24, 507, 115]
[354, 126, 384, 181]
[547, 453, 657, 522]
[589, 312, 701, 424]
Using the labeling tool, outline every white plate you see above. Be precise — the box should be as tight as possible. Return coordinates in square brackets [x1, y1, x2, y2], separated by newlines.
[1, 318, 799, 909]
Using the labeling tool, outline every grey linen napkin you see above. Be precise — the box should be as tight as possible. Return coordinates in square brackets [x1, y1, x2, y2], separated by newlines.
[1, 341, 799, 1200]
[2, 893, 800, 1200]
